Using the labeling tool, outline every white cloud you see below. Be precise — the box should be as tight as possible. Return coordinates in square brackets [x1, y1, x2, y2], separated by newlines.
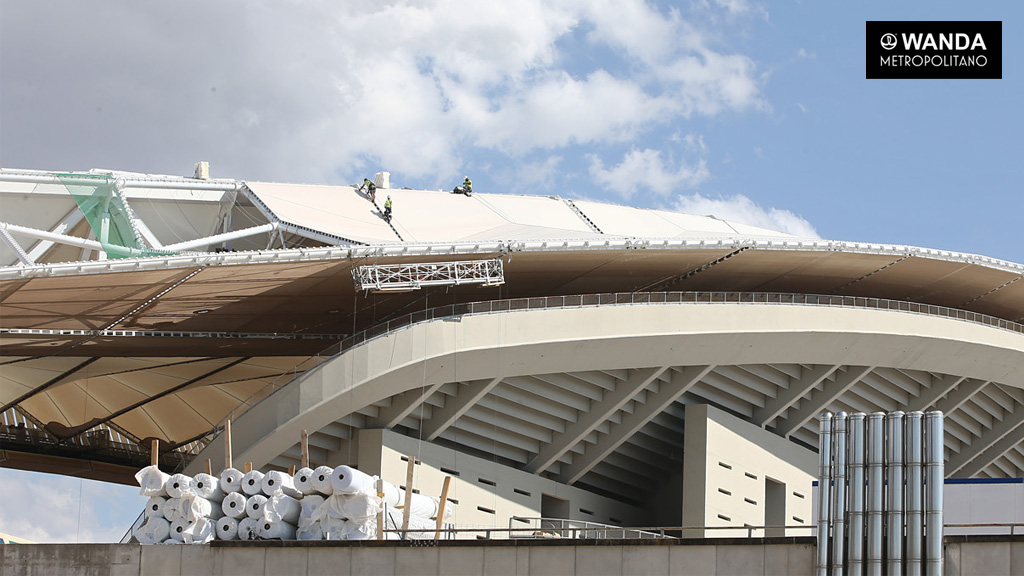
[589, 142, 709, 199]
[674, 192, 819, 237]
[2, 0, 766, 188]
[0, 469, 141, 543]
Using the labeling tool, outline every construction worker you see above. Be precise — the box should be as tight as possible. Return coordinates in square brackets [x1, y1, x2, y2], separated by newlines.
[462, 176, 472, 195]
[383, 195, 393, 222]
[357, 178, 376, 202]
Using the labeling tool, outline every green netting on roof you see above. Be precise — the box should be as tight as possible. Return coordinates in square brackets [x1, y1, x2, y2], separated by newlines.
[57, 173, 175, 259]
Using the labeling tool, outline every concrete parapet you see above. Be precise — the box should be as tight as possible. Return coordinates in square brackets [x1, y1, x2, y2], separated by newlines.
[2, 536, 1021, 575]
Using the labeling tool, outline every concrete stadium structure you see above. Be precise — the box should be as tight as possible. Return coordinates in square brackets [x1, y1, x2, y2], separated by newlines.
[2, 167, 1024, 556]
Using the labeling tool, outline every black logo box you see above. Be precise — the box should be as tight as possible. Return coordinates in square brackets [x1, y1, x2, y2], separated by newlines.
[866, 21, 1002, 79]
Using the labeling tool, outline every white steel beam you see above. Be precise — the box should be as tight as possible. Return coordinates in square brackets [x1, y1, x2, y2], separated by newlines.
[525, 366, 669, 474]
[420, 377, 502, 441]
[754, 364, 838, 427]
[775, 366, 875, 438]
[25, 207, 85, 261]
[558, 365, 713, 485]
[0, 226, 32, 265]
[949, 404, 1024, 477]
[160, 223, 277, 252]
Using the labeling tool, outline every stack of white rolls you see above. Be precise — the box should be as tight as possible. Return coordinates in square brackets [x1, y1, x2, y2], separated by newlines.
[135, 462, 455, 542]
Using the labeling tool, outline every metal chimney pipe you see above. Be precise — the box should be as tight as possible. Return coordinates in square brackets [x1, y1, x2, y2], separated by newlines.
[925, 411, 945, 576]
[886, 411, 905, 576]
[817, 412, 833, 576]
[832, 412, 848, 576]
[866, 412, 885, 576]
[906, 411, 924, 576]
[848, 413, 867, 575]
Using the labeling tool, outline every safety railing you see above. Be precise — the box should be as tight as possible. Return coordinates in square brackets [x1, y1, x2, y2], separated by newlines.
[323, 291, 1023, 359]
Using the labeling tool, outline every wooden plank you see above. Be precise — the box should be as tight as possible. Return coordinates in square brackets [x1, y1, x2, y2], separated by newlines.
[150, 439, 159, 467]
[224, 419, 233, 470]
[301, 429, 309, 469]
[434, 476, 452, 541]
[402, 456, 415, 537]
[377, 478, 385, 540]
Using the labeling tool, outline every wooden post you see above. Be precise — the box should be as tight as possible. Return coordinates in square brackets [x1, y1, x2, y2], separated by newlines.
[401, 456, 415, 537]
[224, 419, 233, 471]
[434, 476, 452, 541]
[288, 465, 296, 476]
[204, 459, 212, 476]
[301, 429, 309, 470]
[376, 478, 385, 541]
[244, 462, 252, 473]
[150, 439, 159, 467]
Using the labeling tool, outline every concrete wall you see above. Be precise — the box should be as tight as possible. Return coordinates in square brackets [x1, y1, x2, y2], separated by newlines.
[5, 539, 1024, 576]
[356, 429, 647, 533]
[683, 405, 817, 538]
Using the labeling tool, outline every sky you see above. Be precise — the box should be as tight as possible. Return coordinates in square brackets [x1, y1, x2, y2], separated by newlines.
[0, 0, 1020, 542]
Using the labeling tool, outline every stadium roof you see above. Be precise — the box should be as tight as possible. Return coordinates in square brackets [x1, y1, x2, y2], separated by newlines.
[1, 168, 1022, 490]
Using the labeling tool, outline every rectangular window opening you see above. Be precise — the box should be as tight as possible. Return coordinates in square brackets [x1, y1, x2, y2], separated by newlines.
[513, 488, 532, 497]
[478, 477, 496, 486]
[744, 498, 757, 505]
[579, 508, 594, 515]
[440, 467, 461, 476]
[793, 516, 805, 524]
[718, 488, 732, 496]
[718, 461, 732, 470]
[477, 506, 496, 515]
[745, 472, 757, 480]
[717, 514, 731, 522]
[793, 491, 805, 499]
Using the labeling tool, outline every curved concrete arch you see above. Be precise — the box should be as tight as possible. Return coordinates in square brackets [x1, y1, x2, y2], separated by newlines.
[189, 300, 1024, 475]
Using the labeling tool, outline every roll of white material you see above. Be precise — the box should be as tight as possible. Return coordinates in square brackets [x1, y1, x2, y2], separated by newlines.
[299, 494, 324, 525]
[219, 467, 243, 493]
[245, 494, 268, 519]
[237, 517, 259, 541]
[340, 493, 382, 520]
[183, 517, 216, 544]
[135, 465, 170, 497]
[330, 465, 375, 494]
[221, 492, 247, 519]
[264, 493, 301, 524]
[383, 506, 437, 539]
[293, 467, 315, 495]
[169, 519, 191, 542]
[216, 517, 239, 541]
[241, 470, 265, 496]
[380, 481, 404, 508]
[144, 496, 166, 519]
[165, 473, 193, 499]
[311, 466, 334, 495]
[134, 516, 170, 544]
[181, 494, 223, 522]
[262, 470, 303, 498]
[191, 473, 225, 502]
[296, 521, 323, 541]
[162, 498, 184, 524]
[322, 516, 347, 540]
[258, 520, 297, 540]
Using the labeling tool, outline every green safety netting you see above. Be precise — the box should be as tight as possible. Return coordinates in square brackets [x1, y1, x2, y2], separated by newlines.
[56, 173, 175, 259]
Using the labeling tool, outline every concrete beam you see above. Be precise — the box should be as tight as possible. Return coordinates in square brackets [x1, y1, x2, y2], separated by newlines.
[775, 365, 875, 438]
[754, 364, 838, 428]
[420, 377, 502, 441]
[905, 373, 966, 412]
[932, 380, 987, 416]
[372, 381, 446, 429]
[949, 402, 1024, 477]
[525, 366, 668, 474]
[558, 365, 713, 485]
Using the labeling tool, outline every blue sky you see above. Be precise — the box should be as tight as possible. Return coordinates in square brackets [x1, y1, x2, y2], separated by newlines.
[1, 1, 1020, 541]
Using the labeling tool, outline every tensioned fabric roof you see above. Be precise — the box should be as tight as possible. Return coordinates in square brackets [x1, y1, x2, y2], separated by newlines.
[1, 169, 1022, 485]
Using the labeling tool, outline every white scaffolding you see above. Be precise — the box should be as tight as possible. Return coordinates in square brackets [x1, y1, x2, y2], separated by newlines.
[352, 258, 504, 291]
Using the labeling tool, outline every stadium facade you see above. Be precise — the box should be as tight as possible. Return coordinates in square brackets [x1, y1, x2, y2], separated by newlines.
[1, 167, 1023, 543]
